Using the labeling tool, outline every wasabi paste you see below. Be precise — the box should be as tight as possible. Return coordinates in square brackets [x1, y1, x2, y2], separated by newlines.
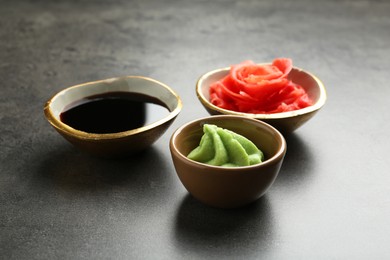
[187, 124, 264, 167]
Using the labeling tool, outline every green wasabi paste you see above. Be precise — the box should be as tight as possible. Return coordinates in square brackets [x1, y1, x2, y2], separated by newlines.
[187, 124, 264, 167]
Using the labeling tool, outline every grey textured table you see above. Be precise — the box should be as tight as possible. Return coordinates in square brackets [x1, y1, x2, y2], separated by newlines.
[1, 0, 390, 259]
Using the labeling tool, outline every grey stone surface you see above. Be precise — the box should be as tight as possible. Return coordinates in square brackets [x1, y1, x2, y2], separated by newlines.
[1, 0, 390, 259]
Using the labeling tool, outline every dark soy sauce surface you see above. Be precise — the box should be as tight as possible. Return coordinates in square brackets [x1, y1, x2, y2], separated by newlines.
[60, 92, 170, 134]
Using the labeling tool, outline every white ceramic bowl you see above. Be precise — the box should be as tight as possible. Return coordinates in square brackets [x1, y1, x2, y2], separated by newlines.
[196, 65, 327, 133]
[44, 76, 182, 157]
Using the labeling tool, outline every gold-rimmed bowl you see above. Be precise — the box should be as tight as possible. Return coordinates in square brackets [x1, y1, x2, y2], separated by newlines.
[169, 115, 287, 208]
[44, 76, 182, 158]
[196, 65, 327, 133]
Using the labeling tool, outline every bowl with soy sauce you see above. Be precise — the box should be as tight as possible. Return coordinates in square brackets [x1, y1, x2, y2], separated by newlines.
[44, 76, 182, 158]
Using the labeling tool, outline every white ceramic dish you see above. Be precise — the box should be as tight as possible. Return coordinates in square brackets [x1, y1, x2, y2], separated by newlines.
[44, 76, 182, 157]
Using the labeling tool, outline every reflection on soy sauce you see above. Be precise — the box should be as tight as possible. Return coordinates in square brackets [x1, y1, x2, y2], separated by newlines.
[60, 92, 170, 134]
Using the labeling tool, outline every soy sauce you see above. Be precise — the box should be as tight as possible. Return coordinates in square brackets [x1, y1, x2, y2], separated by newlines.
[60, 92, 170, 134]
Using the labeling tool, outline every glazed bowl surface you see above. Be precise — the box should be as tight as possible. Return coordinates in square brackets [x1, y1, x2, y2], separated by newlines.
[196, 65, 326, 133]
[44, 76, 182, 157]
[169, 115, 286, 208]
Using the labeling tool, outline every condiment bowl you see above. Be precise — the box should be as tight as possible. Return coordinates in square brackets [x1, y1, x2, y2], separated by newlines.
[44, 76, 182, 158]
[169, 115, 286, 208]
[196, 65, 327, 133]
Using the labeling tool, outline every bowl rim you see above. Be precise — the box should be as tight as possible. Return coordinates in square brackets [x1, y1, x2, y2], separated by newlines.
[44, 75, 182, 140]
[196, 64, 327, 119]
[170, 115, 287, 170]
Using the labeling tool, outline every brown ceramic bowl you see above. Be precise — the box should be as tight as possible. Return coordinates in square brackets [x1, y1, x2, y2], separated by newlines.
[169, 115, 286, 208]
[196, 65, 327, 133]
[44, 76, 182, 158]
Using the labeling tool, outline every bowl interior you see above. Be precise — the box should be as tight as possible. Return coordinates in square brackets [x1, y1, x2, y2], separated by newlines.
[172, 116, 285, 165]
[50, 76, 180, 119]
[197, 68, 228, 109]
[46, 76, 182, 138]
[287, 68, 324, 106]
[196, 66, 326, 118]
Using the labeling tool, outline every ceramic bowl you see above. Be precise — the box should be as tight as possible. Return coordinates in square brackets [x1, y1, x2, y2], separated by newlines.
[44, 76, 182, 158]
[196, 65, 327, 133]
[169, 115, 286, 208]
